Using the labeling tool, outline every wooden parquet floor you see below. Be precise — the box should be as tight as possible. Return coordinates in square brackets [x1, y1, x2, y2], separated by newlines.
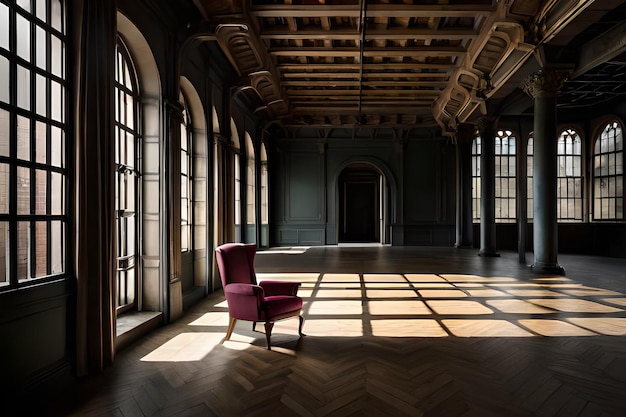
[31, 247, 626, 416]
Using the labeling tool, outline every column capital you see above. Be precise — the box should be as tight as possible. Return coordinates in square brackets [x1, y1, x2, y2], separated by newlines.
[522, 69, 570, 99]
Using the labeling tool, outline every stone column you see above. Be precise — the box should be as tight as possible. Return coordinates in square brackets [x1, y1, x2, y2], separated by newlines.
[523, 69, 569, 274]
[478, 116, 500, 257]
[455, 123, 475, 248]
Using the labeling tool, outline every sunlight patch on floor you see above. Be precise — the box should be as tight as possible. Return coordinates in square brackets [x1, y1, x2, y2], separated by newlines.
[518, 319, 597, 337]
[371, 319, 448, 337]
[443, 319, 534, 337]
[141, 333, 224, 362]
[141, 272, 626, 361]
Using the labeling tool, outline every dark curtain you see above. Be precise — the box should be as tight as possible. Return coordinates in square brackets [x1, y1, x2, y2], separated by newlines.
[70, 0, 117, 376]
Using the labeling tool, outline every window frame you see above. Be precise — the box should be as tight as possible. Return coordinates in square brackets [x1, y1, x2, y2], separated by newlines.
[556, 128, 584, 222]
[1, 0, 68, 291]
[180, 92, 192, 253]
[494, 130, 517, 223]
[592, 120, 624, 221]
[114, 37, 141, 313]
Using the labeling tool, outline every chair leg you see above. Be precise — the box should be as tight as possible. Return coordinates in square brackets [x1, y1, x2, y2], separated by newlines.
[252, 321, 257, 332]
[298, 315, 305, 337]
[264, 321, 274, 350]
[225, 317, 237, 341]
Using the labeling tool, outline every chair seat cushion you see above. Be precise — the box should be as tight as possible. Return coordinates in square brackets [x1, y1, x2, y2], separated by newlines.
[262, 295, 303, 319]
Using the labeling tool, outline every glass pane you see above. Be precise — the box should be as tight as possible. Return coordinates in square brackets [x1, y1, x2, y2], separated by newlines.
[181, 198, 188, 222]
[17, 65, 31, 110]
[36, 25, 46, 70]
[17, 115, 30, 161]
[36, 121, 46, 163]
[0, 221, 8, 286]
[51, 171, 63, 215]
[51, 79, 62, 122]
[124, 62, 132, 90]
[593, 197, 601, 220]
[0, 109, 9, 156]
[51, 34, 63, 78]
[573, 156, 581, 176]
[36, 73, 46, 116]
[34, 221, 47, 277]
[574, 178, 582, 197]
[126, 132, 134, 168]
[181, 152, 188, 175]
[17, 0, 31, 12]
[36, 0, 46, 20]
[126, 173, 135, 212]
[17, 221, 29, 280]
[35, 168, 46, 215]
[0, 56, 8, 104]
[51, 220, 63, 274]
[51, 0, 62, 32]
[50, 126, 63, 167]
[181, 225, 188, 252]
[0, 4, 8, 50]
[181, 124, 188, 151]
[0, 163, 9, 214]
[126, 216, 135, 254]
[509, 156, 516, 175]
[126, 268, 136, 305]
[17, 14, 31, 60]
[181, 177, 188, 199]
[127, 93, 135, 129]
[17, 166, 30, 214]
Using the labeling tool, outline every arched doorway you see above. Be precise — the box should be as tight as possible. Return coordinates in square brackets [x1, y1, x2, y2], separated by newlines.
[338, 163, 389, 243]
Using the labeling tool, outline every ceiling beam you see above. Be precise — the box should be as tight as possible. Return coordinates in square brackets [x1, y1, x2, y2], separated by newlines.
[260, 28, 478, 41]
[276, 63, 457, 71]
[269, 46, 466, 57]
[251, 4, 494, 18]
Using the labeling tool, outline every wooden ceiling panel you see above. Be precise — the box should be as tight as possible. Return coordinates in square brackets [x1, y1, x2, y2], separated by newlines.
[192, 0, 618, 133]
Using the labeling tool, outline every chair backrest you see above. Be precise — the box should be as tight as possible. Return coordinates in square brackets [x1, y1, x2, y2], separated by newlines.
[215, 243, 257, 288]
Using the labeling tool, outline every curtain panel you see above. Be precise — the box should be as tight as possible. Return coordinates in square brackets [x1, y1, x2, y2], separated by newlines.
[70, 0, 118, 376]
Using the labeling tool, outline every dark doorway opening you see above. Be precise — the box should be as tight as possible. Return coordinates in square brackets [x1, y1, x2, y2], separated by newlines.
[338, 166, 381, 243]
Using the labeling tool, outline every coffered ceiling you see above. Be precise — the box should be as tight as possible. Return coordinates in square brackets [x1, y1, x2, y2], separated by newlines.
[189, 0, 626, 135]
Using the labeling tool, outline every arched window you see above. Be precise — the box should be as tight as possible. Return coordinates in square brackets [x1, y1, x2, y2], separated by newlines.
[114, 39, 139, 313]
[1, 0, 67, 290]
[260, 143, 269, 247]
[527, 134, 534, 220]
[557, 129, 583, 221]
[471, 137, 481, 222]
[593, 120, 624, 220]
[245, 132, 256, 244]
[495, 130, 516, 222]
[231, 118, 241, 242]
[180, 92, 191, 252]
[471, 131, 517, 222]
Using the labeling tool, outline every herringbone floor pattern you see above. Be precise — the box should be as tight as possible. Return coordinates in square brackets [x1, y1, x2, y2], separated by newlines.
[36, 247, 626, 416]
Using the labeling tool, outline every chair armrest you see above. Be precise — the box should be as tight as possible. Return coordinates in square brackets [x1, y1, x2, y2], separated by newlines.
[224, 283, 264, 321]
[225, 283, 264, 297]
[259, 280, 301, 296]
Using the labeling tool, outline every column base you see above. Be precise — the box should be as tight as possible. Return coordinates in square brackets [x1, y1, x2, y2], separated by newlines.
[478, 250, 500, 257]
[530, 262, 565, 275]
[454, 243, 473, 249]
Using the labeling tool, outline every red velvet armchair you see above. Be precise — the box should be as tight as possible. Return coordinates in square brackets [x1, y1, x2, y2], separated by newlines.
[215, 243, 305, 350]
